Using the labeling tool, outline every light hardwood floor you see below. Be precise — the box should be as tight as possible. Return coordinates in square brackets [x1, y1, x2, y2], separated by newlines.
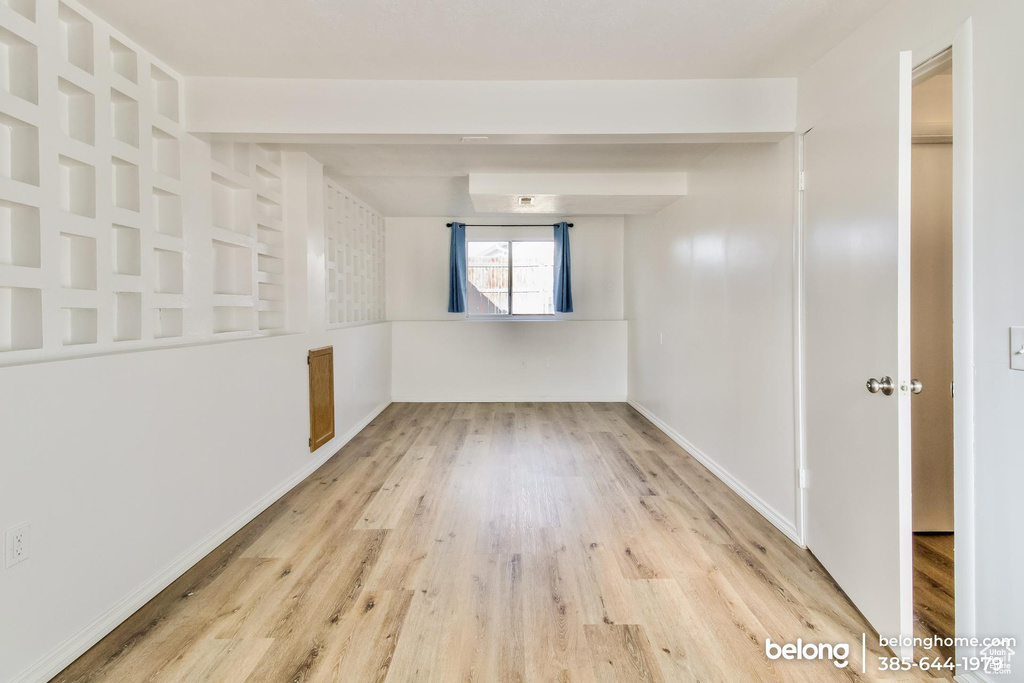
[55, 403, 948, 682]
[913, 533, 955, 670]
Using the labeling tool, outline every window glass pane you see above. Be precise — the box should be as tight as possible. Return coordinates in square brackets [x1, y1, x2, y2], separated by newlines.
[467, 241, 509, 315]
[512, 241, 554, 315]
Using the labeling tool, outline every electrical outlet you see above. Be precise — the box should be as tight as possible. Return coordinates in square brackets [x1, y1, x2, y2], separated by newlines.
[519, 360, 527, 369]
[5, 522, 31, 568]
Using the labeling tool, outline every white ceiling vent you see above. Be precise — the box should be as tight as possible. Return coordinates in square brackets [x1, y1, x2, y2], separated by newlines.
[460, 136, 489, 144]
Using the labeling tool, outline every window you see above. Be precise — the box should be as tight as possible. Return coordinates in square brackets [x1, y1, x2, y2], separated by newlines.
[467, 240, 554, 316]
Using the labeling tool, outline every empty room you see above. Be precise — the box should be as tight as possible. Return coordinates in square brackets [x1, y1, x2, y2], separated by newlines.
[0, 0, 1021, 681]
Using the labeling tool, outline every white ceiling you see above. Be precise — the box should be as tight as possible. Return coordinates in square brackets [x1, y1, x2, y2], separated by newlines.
[81, 0, 889, 79]
[300, 141, 719, 216]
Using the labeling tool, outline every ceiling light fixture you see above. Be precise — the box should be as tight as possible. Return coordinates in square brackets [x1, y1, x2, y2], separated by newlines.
[518, 196, 534, 206]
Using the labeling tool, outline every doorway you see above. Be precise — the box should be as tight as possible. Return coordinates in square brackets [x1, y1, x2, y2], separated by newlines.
[798, 20, 976, 673]
[910, 48, 955, 665]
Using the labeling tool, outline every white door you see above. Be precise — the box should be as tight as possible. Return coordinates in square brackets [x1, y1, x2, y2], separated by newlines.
[802, 52, 914, 642]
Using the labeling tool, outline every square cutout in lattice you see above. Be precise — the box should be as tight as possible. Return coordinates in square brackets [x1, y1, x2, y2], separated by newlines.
[114, 291, 141, 341]
[109, 36, 137, 84]
[0, 285, 42, 351]
[150, 64, 179, 122]
[153, 187, 182, 237]
[58, 77, 95, 145]
[0, 25, 38, 104]
[0, 112, 39, 185]
[59, 231, 96, 290]
[213, 306, 250, 334]
[0, 198, 39, 267]
[111, 88, 139, 147]
[152, 126, 180, 179]
[153, 248, 183, 294]
[2, 0, 36, 22]
[61, 306, 97, 346]
[154, 307, 182, 339]
[112, 157, 140, 212]
[212, 239, 252, 296]
[58, 2, 94, 75]
[112, 223, 140, 275]
[211, 173, 251, 235]
[57, 155, 95, 217]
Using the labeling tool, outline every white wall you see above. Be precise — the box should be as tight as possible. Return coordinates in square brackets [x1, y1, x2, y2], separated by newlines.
[797, 0, 1024, 666]
[393, 320, 625, 401]
[0, 146, 395, 683]
[624, 141, 798, 538]
[387, 216, 627, 401]
[0, 324, 391, 683]
[0, 14, 393, 676]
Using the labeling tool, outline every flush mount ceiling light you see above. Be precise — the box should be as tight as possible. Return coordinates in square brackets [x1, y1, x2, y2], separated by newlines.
[460, 136, 489, 143]
[518, 196, 535, 206]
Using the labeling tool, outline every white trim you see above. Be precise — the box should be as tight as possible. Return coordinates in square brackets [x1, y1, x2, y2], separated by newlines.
[391, 396, 626, 403]
[10, 400, 392, 683]
[949, 17, 978, 668]
[627, 398, 804, 548]
[896, 48, 916, 657]
[794, 129, 809, 548]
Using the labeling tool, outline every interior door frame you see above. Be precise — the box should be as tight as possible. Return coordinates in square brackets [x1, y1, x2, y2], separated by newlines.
[794, 18, 976, 663]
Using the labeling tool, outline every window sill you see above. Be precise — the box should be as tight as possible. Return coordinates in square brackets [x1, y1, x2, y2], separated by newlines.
[465, 315, 563, 322]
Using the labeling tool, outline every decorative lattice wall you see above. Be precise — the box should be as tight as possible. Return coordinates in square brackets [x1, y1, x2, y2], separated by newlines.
[208, 142, 286, 335]
[324, 178, 385, 325]
[0, 0, 185, 362]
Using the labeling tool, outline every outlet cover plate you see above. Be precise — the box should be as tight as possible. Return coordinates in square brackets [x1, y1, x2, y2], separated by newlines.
[5, 522, 31, 568]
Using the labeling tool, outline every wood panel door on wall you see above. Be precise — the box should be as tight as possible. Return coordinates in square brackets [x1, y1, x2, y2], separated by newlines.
[308, 346, 335, 451]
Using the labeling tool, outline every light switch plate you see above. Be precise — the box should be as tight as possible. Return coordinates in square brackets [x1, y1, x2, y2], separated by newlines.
[1011, 327, 1024, 371]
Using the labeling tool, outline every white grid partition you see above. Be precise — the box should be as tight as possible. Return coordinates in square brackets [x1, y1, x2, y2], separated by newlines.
[324, 177, 385, 326]
[208, 141, 286, 335]
[0, 0, 185, 363]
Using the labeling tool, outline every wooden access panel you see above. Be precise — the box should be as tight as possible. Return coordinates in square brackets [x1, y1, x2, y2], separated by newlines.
[308, 346, 335, 451]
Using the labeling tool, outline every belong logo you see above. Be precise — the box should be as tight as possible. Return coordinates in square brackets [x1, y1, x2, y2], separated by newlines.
[765, 638, 850, 668]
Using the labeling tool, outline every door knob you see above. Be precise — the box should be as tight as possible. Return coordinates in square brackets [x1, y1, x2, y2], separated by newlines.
[866, 376, 895, 396]
[909, 379, 923, 394]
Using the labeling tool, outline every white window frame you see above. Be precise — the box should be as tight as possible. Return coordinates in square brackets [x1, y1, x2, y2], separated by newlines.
[466, 239, 555, 318]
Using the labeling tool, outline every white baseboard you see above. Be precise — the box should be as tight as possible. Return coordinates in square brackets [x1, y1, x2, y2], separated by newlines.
[391, 396, 626, 403]
[627, 398, 804, 548]
[11, 400, 391, 683]
[955, 672, 995, 683]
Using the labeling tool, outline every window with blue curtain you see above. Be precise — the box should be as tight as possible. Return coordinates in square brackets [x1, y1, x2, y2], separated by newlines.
[448, 221, 573, 315]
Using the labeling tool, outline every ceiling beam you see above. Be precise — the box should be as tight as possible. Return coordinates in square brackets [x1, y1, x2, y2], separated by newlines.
[185, 78, 797, 137]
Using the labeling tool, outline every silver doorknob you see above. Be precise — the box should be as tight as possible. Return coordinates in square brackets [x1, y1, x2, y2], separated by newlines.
[866, 376, 895, 396]
[910, 379, 923, 394]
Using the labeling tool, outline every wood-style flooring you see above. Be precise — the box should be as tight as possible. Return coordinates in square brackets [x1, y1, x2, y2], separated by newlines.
[913, 533, 955, 669]
[55, 403, 950, 682]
